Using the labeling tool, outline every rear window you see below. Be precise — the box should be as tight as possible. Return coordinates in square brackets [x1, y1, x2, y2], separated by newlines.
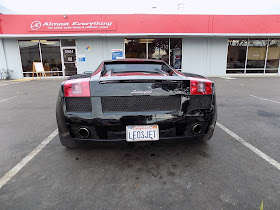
[103, 61, 174, 75]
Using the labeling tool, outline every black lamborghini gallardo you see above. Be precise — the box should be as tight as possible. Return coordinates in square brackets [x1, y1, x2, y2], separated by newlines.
[56, 59, 217, 148]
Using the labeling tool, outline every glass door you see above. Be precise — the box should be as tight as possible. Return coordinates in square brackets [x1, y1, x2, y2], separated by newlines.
[62, 47, 77, 76]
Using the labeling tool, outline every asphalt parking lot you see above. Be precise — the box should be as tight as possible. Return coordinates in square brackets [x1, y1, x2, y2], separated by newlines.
[0, 77, 279, 209]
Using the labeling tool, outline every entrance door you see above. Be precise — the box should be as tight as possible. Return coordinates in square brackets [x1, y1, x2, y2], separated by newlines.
[62, 48, 77, 76]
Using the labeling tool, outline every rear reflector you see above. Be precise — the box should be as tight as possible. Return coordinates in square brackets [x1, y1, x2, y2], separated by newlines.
[190, 80, 212, 95]
[64, 78, 90, 97]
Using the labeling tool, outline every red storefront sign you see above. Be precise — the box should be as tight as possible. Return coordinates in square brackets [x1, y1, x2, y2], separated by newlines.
[1, 14, 280, 35]
[27, 17, 116, 32]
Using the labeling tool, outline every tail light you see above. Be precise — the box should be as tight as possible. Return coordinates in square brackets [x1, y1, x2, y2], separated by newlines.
[190, 80, 212, 95]
[64, 78, 90, 97]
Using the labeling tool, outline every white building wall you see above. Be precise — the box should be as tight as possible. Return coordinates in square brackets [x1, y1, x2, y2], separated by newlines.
[182, 37, 228, 76]
[76, 37, 124, 74]
[209, 37, 229, 76]
[2, 39, 23, 79]
[0, 39, 8, 73]
[104, 37, 125, 59]
[182, 37, 208, 75]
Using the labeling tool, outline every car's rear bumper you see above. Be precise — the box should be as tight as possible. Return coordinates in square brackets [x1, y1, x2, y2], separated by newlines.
[67, 118, 212, 140]
[57, 114, 216, 143]
[56, 93, 217, 143]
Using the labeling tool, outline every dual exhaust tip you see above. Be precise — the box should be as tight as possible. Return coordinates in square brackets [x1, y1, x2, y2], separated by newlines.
[78, 127, 90, 138]
[192, 123, 203, 135]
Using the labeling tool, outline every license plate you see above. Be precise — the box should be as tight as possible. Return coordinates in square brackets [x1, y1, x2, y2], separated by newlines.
[126, 125, 159, 142]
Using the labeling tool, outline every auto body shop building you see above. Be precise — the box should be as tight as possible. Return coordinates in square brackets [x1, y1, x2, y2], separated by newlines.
[1, 14, 280, 79]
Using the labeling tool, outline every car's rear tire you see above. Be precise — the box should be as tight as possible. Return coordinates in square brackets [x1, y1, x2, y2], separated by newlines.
[59, 133, 80, 149]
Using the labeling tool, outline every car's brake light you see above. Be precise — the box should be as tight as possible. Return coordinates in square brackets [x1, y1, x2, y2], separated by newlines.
[190, 80, 212, 95]
[64, 78, 90, 97]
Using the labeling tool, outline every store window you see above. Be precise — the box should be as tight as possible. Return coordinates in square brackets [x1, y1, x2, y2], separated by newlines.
[226, 39, 247, 74]
[125, 38, 146, 59]
[246, 39, 267, 73]
[41, 40, 62, 76]
[61, 39, 76, 47]
[266, 39, 280, 73]
[226, 38, 279, 74]
[19, 40, 62, 77]
[125, 38, 182, 69]
[19, 40, 41, 77]
[148, 38, 169, 63]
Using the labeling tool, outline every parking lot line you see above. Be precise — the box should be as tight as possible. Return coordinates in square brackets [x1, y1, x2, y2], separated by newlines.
[0, 96, 17, 103]
[249, 95, 280, 104]
[217, 122, 280, 171]
[0, 80, 30, 87]
[0, 129, 58, 189]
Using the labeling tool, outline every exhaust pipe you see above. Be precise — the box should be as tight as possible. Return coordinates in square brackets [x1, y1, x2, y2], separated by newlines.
[78, 127, 90, 138]
[192, 123, 202, 135]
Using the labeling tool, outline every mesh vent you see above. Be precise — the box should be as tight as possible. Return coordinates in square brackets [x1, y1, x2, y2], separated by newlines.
[65, 97, 92, 112]
[101, 95, 181, 112]
[188, 95, 212, 112]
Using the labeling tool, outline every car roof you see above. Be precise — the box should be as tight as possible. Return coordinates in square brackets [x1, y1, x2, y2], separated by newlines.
[103, 59, 165, 63]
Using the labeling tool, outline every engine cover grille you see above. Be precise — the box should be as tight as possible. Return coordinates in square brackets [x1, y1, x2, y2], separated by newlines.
[65, 97, 92, 112]
[101, 95, 181, 112]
